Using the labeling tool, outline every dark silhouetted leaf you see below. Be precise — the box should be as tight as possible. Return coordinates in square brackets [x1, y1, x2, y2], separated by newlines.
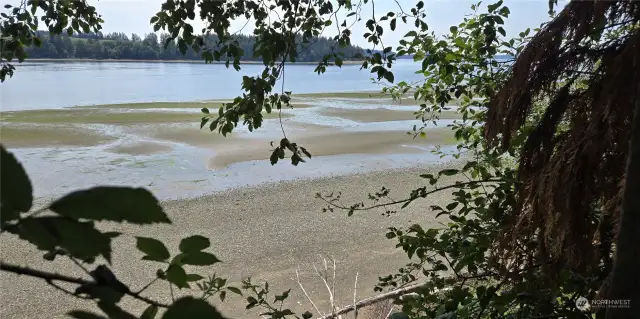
[227, 286, 242, 296]
[440, 169, 460, 176]
[15, 217, 113, 262]
[136, 237, 170, 262]
[200, 117, 209, 129]
[67, 311, 108, 319]
[0, 145, 33, 225]
[162, 297, 226, 319]
[166, 265, 188, 288]
[97, 301, 137, 319]
[179, 235, 210, 253]
[300, 147, 312, 158]
[49, 187, 170, 225]
[140, 305, 158, 319]
[181, 252, 220, 266]
[186, 274, 204, 282]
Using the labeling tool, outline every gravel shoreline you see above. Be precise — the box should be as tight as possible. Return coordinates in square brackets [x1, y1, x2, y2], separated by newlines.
[0, 162, 460, 318]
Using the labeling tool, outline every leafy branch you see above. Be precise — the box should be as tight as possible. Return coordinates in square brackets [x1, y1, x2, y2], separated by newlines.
[316, 178, 504, 215]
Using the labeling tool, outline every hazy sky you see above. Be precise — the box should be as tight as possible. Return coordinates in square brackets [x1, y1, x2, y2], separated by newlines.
[1, 0, 565, 47]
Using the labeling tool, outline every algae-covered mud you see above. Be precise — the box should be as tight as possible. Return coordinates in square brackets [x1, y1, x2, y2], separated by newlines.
[1, 92, 461, 200]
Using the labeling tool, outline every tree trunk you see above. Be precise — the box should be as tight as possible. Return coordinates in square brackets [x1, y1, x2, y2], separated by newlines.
[605, 78, 640, 318]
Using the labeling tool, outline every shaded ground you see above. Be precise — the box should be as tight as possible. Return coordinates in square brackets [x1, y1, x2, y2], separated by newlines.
[0, 165, 459, 319]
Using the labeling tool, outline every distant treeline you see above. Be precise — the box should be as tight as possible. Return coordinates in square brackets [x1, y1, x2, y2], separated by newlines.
[24, 31, 366, 62]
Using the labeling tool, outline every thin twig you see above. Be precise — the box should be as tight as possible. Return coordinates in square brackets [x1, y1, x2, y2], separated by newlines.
[383, 306, 394, 319]
[46, 279, 92, 300]
[295, 267, 324, 318]
[314, 263, 334, 311]
[319, 178, 504, 212]
[0, 262, 170, 308]
[169, 282, 175, 302]
[331, 258, 337, 315]
[68, 256, 92, 277]
[353, 272, 359, 319]
[135, 277, 160, 295]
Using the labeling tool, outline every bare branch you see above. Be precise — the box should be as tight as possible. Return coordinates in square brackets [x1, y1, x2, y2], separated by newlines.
[318, 178, 504, 212]
[0, 262, 170, 308]
[295, 267, 325, 318]
[353, 272, 359, 319]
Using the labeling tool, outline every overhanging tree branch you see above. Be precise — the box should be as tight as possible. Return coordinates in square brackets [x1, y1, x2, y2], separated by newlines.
[317, 178, 504, 212]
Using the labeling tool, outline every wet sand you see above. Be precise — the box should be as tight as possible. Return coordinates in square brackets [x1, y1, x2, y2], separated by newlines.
[0, 164, 460, 319]
[320, 107, 418, 122]
[0, 124, 115, 148]
[1, 108, 291, 125]
[209, 128, 454, 168]
[319, 108, 464, 123]
[107, 141, 175, 155]
[0, 94, 463, 318]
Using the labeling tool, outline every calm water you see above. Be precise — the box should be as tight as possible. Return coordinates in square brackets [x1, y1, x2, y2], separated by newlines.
[1, 60, 423, 111]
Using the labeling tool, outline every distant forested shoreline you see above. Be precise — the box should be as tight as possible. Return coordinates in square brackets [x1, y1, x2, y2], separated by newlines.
[24, 31, 366, 62]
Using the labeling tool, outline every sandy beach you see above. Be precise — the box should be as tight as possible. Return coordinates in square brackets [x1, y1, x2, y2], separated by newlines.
[0, 91, 463, 318]
[0, 164, 458, 318]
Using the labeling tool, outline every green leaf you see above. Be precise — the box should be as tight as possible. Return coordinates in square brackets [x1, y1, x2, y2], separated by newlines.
[181, 252, 221, 266]
[270, 149, 280, 165]
[179, 235, 211, 253]
[0, 145, 33, 224]
[15, 217, 113, 262]
[300, 147, 312, 159]
[165, 265, 189, 288]
[201, 108, 209, 114]
[49, 187, 170, 225]
[390, 19, 396, 31]
[209, 120, 218, 132]
[499, 6, 511, 16]
[67, 311, 108, 319]
[162, 297, 226, 319]
[383, 71, 395, 83]
[136, 237, 170, 262]
[200, 117, 209, 129]
[498, 27, 506, 37]
[405, 30, 417, 37]
[487, 0, 503, 13]
[140, 305, 158, 319]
